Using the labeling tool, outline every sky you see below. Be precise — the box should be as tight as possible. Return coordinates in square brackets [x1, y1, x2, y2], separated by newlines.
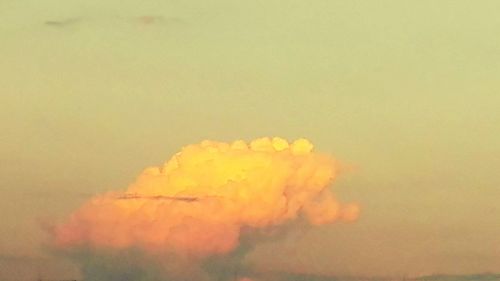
[1, 0, 499, 280]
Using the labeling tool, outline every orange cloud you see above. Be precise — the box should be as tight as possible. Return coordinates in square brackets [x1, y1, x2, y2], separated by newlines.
[52, 137, 359, 258]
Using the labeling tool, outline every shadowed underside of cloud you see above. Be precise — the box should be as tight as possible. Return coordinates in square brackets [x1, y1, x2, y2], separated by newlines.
[0, 253, 45, 263]
[252, 272, 500, 281]
[2, 252, 499, 281]
[415, 274, 500, 281]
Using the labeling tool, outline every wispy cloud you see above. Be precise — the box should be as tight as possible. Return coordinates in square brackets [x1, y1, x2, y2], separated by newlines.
[42, 15, 186, 29]
[44, 18, 81, 27]
[132, 15, 185, 26]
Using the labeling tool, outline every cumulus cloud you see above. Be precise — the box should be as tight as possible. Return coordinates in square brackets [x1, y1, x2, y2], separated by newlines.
[48, 137, 359, 281]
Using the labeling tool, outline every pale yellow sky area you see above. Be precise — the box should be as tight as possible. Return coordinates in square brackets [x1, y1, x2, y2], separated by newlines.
[1, 0, 499, 280]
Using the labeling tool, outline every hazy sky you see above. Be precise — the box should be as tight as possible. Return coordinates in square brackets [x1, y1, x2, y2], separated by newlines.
[1, 0, 499, 280]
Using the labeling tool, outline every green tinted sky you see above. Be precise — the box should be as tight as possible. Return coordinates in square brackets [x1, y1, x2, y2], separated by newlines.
[1, 0, 499, 279]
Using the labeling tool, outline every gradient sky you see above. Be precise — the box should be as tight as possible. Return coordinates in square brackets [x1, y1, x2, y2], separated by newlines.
[1, 0, 499, 280]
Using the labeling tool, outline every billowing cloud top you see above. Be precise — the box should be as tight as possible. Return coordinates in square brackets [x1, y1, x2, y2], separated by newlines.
[52, 137, 359, 258]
